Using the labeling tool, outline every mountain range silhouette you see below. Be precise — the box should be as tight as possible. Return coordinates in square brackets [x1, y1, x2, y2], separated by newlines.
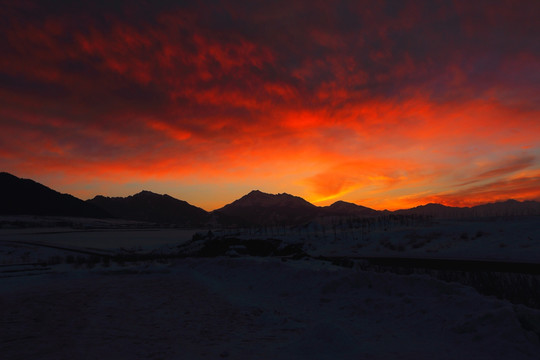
[88, 191, 208, 226]
[0, 172, 109, 218]
[1, 172, 539, 225]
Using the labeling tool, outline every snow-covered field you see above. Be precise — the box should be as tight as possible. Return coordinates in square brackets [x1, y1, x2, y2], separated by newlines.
[0, 227, 200, 264]
[2, 216, 539, 263]
[1, 217, 539, 359]
[2, 257, 540, 359]
[227, 217, 540, 262]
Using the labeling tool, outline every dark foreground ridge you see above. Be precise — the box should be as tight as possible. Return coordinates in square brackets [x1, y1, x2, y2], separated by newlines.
[0, 172, 109, 218]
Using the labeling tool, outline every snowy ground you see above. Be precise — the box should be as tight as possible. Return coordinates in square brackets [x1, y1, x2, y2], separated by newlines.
[0, 227, 200, 264]
[2, 257, 540, 359]
[1, 216, 539, 263]
[228, 217, 540, 262]
[1, 217, 539, 359]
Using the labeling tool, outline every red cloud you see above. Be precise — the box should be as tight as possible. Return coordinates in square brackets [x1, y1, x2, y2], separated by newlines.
[1, 1, 539, 208]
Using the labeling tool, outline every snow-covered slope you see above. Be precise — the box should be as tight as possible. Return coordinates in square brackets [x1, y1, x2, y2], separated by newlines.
[1, 216, 539, 359]
[1, 257, 539, 359]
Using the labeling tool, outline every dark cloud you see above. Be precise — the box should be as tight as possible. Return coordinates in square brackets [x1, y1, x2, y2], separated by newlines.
[3, 0, 537, 113]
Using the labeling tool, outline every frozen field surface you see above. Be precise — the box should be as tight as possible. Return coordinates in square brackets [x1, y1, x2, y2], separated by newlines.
[1, 216, 539, 263]
[0, 228, 200, 264]
[230, 217, 540, 263]
[0, 228, 199, 250]
[2, 257, 540, 359]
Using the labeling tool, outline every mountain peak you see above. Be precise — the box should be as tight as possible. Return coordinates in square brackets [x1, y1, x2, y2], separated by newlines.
[133, 190, 162, 198]
[0, 172, 109, 218]
[233, 190, 315, 208]
[329, 200, 352, 207]
[138, 190, 155, 195]
[421, 203, 452, 209]
[0, 172, 18, 179]
[87, 191, 208, 225]
[214, 190, 318, 225]
[324, 200, 378, 216]
[242, 189, 271, 200]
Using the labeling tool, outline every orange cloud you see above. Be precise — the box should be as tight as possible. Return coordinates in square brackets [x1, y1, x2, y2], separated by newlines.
[404, 173, 540, 208]
[303, 159, 431, 205]
[1, 1, 540, 209]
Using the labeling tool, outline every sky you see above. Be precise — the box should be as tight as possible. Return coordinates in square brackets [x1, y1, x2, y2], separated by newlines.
[1, 0, 539, 211]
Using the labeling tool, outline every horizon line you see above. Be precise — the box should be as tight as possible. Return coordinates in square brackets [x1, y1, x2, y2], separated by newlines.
[86, 188, 538, 213]
[3, 172, 539, 213]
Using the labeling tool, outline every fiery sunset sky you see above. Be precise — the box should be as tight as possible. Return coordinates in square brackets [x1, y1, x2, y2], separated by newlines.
[1, 0, 539, 210]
